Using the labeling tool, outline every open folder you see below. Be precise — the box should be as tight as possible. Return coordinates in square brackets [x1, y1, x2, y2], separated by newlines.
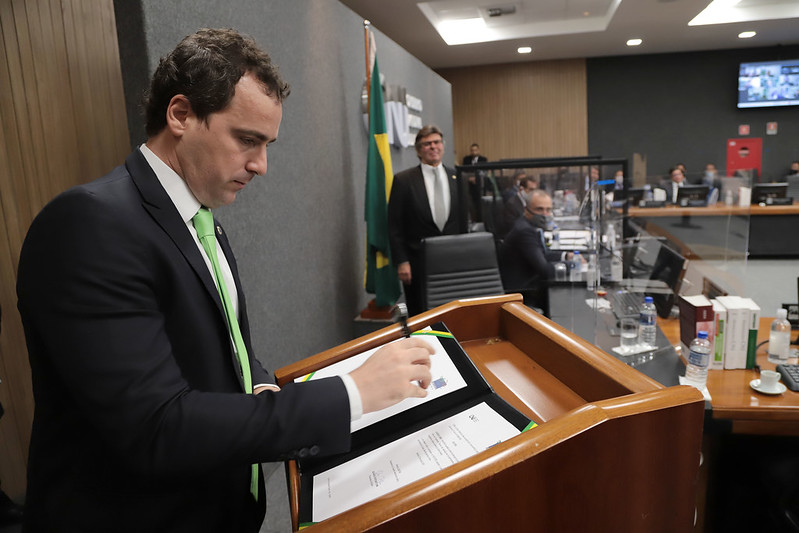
[293, 322, 534, 525]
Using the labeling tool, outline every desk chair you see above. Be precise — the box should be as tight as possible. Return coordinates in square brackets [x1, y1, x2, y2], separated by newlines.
[420, 232, 505, 311]
[480, 196, 503, 241]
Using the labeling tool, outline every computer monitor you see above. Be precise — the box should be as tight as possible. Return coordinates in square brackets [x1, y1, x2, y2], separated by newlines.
[648, 244, 688, 318]
[613, 187, 646, 207]
[676, 184, 710, 207]
[751, 182, 788, 204]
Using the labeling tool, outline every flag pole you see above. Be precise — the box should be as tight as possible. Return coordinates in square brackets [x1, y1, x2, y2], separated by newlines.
[364, 20, 371, 110]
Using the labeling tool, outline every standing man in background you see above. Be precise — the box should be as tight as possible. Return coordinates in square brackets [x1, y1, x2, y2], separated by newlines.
[462, 143, 487, 224]
[389, 125, 460, 316]
[16, 28, 433, 532]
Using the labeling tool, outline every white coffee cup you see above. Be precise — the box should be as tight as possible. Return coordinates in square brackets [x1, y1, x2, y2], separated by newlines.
[759, 370, 781, 392]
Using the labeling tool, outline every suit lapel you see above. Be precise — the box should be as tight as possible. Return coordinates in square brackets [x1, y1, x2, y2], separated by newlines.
[125, 150, 225, 318]
[409, 166, 435, 224]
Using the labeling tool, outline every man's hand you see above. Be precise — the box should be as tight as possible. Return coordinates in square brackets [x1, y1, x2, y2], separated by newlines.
[397, 262, 412, 285]
[349, 337, 434, 414]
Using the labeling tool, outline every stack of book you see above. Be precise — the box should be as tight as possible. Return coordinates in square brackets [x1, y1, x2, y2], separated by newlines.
[678, 294, 761, 370]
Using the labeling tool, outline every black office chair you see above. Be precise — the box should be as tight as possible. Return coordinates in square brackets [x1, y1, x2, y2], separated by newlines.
[480, 195, 504, 241]
[420, 232, 505, 311]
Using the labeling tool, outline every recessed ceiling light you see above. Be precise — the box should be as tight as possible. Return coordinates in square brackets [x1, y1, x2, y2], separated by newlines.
[517, 46, 532, 54]
[583, 11, 590, 16]
[738, 31, 756, 39]
[627, 38, 643, 46]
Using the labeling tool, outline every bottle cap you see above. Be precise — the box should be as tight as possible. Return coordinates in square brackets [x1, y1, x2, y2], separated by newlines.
[574, 250, 580, 255]
[644, 296, 653, 303]
[697, 331, 708, 339]
[777, 308, 788, 319]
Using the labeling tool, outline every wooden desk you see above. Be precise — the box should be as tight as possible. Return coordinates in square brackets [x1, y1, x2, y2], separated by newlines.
[628, 203, 799, 258]
[659, 316, 799, 434]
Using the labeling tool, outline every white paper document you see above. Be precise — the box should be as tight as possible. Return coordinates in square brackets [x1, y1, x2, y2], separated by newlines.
[311, 401, 521, 522]
[296, 334, 468, 433]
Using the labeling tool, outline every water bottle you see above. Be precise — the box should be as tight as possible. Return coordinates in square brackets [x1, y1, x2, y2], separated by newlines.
[768, 308, 791, 364]
[724, 188, 733, 206]
[684, 331, 711, 389]
[638, 296, 657, 348]
[610, 251, 623, 282]
[552, 224, 560, 248]
[569, 250, 582, 281]
[586, 255, 598, 291]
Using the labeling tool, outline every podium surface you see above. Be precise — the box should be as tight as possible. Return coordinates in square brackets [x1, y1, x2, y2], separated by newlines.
[276, 294, 704, 532]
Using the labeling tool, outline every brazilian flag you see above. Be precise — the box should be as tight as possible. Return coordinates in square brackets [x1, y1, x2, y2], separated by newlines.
[364, 58, 401, 306]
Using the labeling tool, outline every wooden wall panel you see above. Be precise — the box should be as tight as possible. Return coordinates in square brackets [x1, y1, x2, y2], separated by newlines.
[437, 59, 588, 164]
[0, 0, 129, 500]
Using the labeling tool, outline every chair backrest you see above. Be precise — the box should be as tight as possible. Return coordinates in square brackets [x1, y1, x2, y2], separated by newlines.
[421, 232, 505, 310]
[480, 195, 503, 238]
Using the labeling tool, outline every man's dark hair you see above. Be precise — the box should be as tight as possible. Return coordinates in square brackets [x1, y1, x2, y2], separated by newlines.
[414, 125, 444, 150]
[144, 28, 290, 136]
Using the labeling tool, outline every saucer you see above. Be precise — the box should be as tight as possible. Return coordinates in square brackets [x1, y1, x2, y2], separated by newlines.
[750, 379, 787, 395]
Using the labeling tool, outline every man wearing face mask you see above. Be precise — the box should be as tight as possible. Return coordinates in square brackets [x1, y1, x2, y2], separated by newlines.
[499, 190, 577, 290]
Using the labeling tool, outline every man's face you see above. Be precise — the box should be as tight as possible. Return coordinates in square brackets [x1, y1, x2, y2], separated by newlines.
[671, 169, 685, 183]
[417, 133, 444, 166]
[522, 181, 536, 195]
[176, 74, 282, 208]
[792, 162, 799, 173]
[528, 193, 553, 215]
[469, 145, 480, 156]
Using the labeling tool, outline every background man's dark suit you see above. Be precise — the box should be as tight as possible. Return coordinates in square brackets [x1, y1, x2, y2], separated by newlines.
[388, 164, 460, 316]
[16, 150, 350, 532]
[500, 192, 525, 238]
[499, 216, 561, 290]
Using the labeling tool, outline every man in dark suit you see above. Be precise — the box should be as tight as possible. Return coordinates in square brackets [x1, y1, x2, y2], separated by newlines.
[500, 176, 537, 238]
[16, 28, 433, 533]
[388, 125, 460, 316]
[462, 143, 488, 221]
[659, 166, 686, 204]
[499, 190, 574, 290]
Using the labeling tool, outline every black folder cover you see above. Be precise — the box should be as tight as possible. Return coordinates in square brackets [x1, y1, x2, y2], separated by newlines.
[294, 322, 531, 524]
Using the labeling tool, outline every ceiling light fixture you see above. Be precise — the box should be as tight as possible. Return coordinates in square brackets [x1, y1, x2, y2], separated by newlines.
[517, 46, 532, 54]
[738, 31, 756, 39]
[627, 38, 643, 46]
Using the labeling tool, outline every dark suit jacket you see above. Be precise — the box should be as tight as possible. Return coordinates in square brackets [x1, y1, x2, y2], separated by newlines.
[500, 192, 525, 237]
[499, 216, 562, 290]
[388, 164, 460, 266]
[462, 154, 487, 165]
[16, 150, 351, 532]
[388, 164, 460, 314]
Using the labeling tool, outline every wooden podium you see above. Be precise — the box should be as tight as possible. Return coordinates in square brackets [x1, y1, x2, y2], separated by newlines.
[276, 294, 705, 532]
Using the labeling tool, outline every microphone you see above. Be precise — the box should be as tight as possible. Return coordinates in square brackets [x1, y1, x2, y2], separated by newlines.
[392, 303, 411, 338]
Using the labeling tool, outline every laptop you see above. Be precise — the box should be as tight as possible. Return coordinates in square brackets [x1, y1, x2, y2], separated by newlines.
[610, 243, 688, 320]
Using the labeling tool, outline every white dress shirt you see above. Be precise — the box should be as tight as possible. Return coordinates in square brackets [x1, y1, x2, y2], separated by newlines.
[421, 162, 450, 224]
[139, 145, 362, 419]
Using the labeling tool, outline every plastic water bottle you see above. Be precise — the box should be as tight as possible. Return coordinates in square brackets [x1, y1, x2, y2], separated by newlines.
[638, 296, 657, 348]
[724, 188, 733, 206]
[768, 308, 792, 364]
[684, 331, 711, 389]
[610, 251, 623, 281]
[643, 184, 653, 202]
[569, 250, 582, 281]
[586, 254, 598, 291]
[552, 224, 560, 248]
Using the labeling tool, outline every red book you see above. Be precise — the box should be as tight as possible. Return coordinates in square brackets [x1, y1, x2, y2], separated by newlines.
[678, 295, 714, 349]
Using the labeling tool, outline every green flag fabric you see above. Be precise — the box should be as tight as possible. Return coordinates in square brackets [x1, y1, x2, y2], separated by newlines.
[364, 58, 401, 306]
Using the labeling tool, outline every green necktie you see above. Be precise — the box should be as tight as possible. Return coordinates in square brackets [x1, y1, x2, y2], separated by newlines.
[192, 207, 259, 501]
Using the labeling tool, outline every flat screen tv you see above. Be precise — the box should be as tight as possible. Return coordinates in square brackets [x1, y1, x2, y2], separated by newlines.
[738, 59, 799, 108]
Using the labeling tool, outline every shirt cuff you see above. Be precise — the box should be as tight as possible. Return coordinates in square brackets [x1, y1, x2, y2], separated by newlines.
[340, 374, 363, 421]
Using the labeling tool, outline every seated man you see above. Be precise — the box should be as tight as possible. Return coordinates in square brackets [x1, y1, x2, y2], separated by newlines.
[499, 190, 575, 291]
[499, 176, 536, 238]
[658, 167, 686, 204]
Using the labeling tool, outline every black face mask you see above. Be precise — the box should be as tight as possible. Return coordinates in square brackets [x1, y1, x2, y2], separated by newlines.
[528, 212, 554, 231]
